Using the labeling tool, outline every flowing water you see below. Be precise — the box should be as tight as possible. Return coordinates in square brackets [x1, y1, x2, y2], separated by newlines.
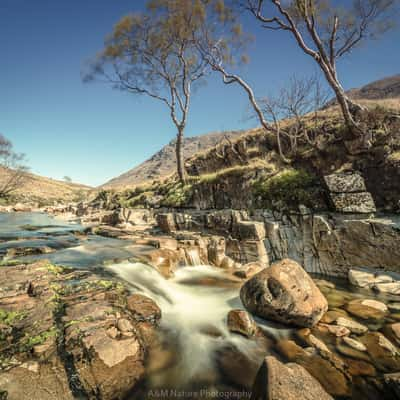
[109, 262, 292, 398]
[1, 212, 399, 399]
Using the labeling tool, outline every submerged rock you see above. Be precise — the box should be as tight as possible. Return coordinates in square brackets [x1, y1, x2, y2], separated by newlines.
[240, 259, 328, 327]
[342, 336, 367, 352]
[251, 356, 333, 400]
[227, 309, 257, 338]
[336, 317, 368, 335]
[384, 372, 400, 398]
[345, 299, 388, 321]
[360, 332, 400, 372]
[275, 339, 352, 397]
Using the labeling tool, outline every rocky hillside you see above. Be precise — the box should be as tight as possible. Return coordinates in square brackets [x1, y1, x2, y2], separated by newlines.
[102, 75, 399, 190]
[101, 130, 244, 189]
[348, 74, 400, 100]
[0, 167, 91, 205]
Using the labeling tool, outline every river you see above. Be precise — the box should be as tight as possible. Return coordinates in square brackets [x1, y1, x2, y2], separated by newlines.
[1, 212, 399, 399]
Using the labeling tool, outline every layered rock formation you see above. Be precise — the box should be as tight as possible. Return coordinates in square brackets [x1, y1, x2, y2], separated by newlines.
[150, 208, 400, 278]
[0, 260, 160, 400]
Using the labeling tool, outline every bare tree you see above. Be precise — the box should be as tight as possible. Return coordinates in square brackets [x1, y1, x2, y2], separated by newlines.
[241, 0, 398, 132]
[260, 75, 330, 160]
[84, 1, 215, 182]
[0, 134, 29, 198]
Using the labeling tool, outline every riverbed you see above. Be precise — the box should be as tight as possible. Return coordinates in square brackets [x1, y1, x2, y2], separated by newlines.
[1, 212, 399, 399]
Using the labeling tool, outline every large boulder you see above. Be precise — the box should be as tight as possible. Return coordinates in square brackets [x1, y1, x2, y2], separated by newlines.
[240, 259, 328, 327]
[251, 356, 333, 400]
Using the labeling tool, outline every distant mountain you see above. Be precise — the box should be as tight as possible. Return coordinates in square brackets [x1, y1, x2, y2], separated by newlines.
[0, 167, 91, 204]
[348, 74, 400, 100]
[101, 130, 245, 189]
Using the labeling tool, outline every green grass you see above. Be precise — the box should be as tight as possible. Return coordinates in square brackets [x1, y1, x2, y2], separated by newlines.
[252, 169, 321, 209]
[20, 327, 59, 352]
[0, 309, 26, 326]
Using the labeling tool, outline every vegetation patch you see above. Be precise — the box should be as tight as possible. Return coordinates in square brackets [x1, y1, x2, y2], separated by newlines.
[252, 169, 322, 210]
[0, 309, 26, 326]
[20, 327, 59, 352]
[0, 259, 23, 267]
[159, 181, 193, 207]
[39, 262, 68, 276]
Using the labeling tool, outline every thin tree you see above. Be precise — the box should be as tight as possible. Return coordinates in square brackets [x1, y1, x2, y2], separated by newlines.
[0, 134, 29, 198]
[241, 0, 398, 132]
[259, 75, 330, 160]
[84, 1, 215, 182]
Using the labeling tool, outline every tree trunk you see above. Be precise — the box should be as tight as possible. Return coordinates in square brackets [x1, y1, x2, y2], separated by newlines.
[318, 61, 364, 134]
[176, 127, 186, 183]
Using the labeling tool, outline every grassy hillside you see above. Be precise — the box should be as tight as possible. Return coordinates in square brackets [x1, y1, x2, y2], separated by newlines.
[0, 167, 91, 205]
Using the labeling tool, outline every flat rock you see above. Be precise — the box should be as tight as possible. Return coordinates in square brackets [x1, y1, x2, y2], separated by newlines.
[323, 324, 350, 337]
[361, 332, 400, 372]
[127, 294, 161, 324]
[374, 282, 400, 295]
[345, 299, 388, 321]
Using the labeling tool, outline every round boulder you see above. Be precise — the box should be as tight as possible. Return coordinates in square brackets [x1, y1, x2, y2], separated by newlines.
[240, 259, 328, 328]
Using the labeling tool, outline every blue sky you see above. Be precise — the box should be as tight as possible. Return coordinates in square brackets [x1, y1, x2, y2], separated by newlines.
[1, 0, 399, 186]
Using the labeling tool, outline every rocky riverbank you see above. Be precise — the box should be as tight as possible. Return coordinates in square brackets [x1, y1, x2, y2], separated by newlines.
[0, 259, 161, 400]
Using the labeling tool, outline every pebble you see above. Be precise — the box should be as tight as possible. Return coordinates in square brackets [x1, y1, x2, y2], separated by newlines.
[360, 299, 388, 312]
[308, 334, 331, 353]
[324, 324, 350, 337]
[336, 317, 368, 334]
[342, 336, 367, 352]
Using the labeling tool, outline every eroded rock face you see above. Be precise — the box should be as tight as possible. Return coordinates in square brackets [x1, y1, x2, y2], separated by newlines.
[251, 356, 333, 400]
[156, 213, 176, 233]
[240, 259, 328, 327]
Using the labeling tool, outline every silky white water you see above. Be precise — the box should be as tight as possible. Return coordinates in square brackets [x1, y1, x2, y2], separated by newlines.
[109, 262, 271, 391]
[108, 261, 294, 396]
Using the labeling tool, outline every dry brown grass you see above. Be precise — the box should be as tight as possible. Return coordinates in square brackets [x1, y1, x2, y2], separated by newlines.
[0, 167, 91, 203]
